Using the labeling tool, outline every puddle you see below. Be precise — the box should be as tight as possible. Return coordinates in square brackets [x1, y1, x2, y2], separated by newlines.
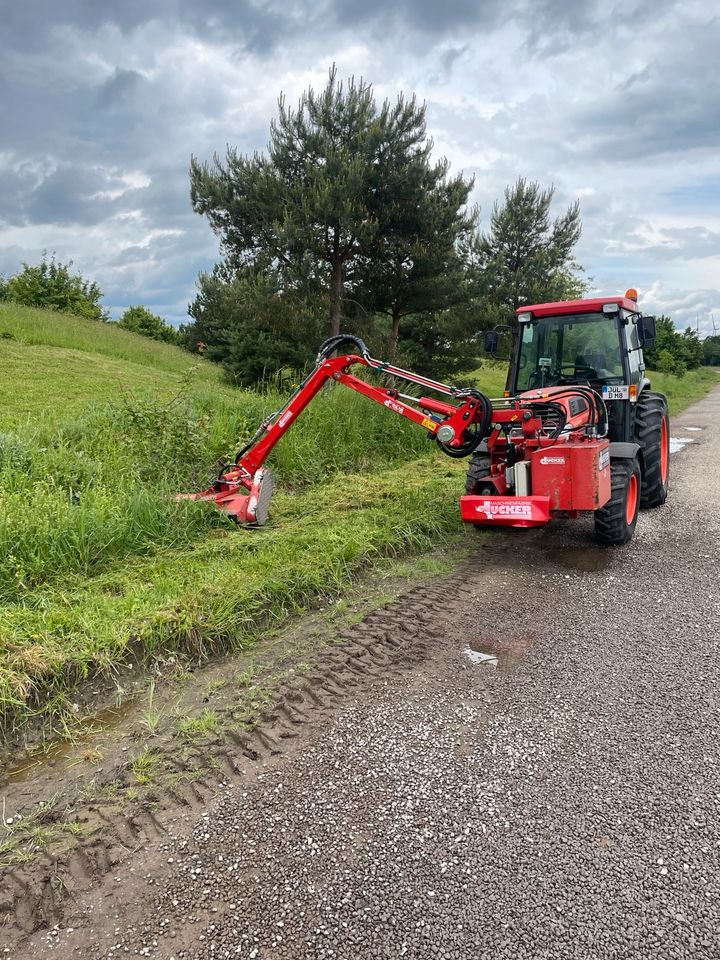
[669, 437, 696, 453]
[465, 636, 532, 672]
[543, 546, 610, 573]
[464, 647, 498, 667]
[4, 699, 137, 785]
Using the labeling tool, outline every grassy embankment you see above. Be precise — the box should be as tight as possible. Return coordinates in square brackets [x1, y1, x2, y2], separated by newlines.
[0, 303, 507, 732]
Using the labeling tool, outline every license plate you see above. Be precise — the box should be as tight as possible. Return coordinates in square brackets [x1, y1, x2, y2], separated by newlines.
[602, 384, 629, 400]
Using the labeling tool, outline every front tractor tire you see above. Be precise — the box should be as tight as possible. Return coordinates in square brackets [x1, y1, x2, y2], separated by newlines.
[465, 450, 492, 494]
[594, 457, 641, 545]
[634, 391, 670, 507]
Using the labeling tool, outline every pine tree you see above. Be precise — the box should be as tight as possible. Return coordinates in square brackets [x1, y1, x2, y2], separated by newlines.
[356, 154, 476, 355]
[478, 178, 584, 320]
[190, 66, 472, 340]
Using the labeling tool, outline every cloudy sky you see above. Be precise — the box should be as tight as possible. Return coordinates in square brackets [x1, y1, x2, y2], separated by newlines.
[1, 0, 718, 333]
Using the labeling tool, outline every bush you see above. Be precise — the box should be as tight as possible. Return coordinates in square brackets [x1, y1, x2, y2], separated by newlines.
[118, 305, 180, 344]
[655, 349, 677, 375]
[5, 254, 108, 321]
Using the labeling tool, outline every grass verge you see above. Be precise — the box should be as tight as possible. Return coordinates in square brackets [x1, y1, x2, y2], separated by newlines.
[646, 367, 720, 415]
[0, 457, 471, 732]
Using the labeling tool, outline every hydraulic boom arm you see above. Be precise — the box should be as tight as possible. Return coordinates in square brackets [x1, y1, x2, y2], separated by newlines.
[181, 334, 493, 526]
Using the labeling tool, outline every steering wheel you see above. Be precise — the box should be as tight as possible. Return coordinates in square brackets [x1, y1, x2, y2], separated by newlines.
[558, 363, 596, 379]
[560, 363, 595, 376]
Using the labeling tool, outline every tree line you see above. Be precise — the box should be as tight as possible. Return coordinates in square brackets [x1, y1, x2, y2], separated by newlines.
[185, 67, 584, 383]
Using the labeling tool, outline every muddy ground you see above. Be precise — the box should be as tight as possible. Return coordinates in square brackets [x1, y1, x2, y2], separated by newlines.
[2, 388, 720, 959]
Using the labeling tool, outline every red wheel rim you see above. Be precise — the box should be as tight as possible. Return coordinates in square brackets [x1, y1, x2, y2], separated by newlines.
[626, 472, 638, 525]
[660, 417, 669, 484]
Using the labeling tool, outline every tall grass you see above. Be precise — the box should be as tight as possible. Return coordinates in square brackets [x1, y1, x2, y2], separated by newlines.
[0, 457, 470, 726]
[646, 367, 719, 415]
[0, 382, 434, 601]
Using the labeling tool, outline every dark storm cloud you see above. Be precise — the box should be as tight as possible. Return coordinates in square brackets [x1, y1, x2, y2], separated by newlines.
[0, 159, 148, 227]
[1, 0, 295, 55]
[571, 16, 720, 159]
[632, 226, 720, 261]
[330, 0, 504, 34]
[97, 68, 146, 108]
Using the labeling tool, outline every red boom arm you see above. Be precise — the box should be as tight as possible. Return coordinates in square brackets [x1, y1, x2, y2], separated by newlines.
[180, 336, 493, 525]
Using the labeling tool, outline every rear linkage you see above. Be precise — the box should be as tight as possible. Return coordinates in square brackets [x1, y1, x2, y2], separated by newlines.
[180, 334, 494, 526]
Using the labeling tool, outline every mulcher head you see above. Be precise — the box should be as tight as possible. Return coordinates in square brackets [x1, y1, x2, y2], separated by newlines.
[177, 467, 276, 527]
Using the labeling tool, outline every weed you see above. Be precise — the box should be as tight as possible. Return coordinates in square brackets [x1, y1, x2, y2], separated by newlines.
[131, 748, 161, 785]
[178, 710, 220, 742]
[235, 667, 256, 687]
[139, 680, 163, 734]
[170, 766, 208, 784]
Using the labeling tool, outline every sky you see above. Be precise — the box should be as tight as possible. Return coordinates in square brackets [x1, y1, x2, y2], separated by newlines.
[1, 0, 719, 334]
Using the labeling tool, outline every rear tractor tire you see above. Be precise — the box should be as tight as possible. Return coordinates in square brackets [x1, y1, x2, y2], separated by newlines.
[594, 457, 641, 545]
[634, 391, 670, 507]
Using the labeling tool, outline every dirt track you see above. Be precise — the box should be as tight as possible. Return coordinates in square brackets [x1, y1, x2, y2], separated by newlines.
[7, 387, 720, 959]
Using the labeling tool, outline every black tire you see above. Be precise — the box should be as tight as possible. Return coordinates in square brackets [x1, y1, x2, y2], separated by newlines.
[465, 450, 492, 494]
[634, 391, 670, 507]
[594, 457, 641, 545]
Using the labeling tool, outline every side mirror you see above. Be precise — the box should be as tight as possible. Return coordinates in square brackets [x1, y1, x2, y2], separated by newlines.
[484, 330, 499, 355]
[639, 315, 656, 348]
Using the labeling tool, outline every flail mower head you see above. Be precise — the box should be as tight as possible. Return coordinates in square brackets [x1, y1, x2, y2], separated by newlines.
[177, 466, 276, 527]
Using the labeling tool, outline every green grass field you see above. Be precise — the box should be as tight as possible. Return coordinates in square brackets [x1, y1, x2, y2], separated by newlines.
[0, 301, 716, 732]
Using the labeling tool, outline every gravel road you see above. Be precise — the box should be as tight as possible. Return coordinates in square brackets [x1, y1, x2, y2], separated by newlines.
[25, 388, 720, 960]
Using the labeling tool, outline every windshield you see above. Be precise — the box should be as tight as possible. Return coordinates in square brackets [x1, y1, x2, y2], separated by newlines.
[516, 313, 624, 391]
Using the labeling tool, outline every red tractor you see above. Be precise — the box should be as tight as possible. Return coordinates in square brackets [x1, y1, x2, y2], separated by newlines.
[467, 290, 670, 543]
[184, 291, 669, 546]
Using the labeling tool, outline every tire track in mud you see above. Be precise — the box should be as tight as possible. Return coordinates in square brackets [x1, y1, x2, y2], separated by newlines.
[1, 556, 481, 945]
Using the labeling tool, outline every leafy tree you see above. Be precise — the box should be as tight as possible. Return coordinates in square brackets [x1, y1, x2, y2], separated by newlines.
[190, 66, 470, 340]
[5, 254, 107, 321]
[655, 348, 680, 376]
[679, 327, 704, 369]
[645, 316, 703, 372]
[477, 178, 584, 322]
[117, 305, 180, 344]
[643, 315, 676, 368]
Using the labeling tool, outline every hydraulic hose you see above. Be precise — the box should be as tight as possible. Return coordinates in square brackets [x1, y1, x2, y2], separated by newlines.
[316, 334, 371, 362]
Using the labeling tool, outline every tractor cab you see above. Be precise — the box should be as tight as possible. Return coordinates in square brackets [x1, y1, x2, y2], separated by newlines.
[504, 293, 657, 444]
